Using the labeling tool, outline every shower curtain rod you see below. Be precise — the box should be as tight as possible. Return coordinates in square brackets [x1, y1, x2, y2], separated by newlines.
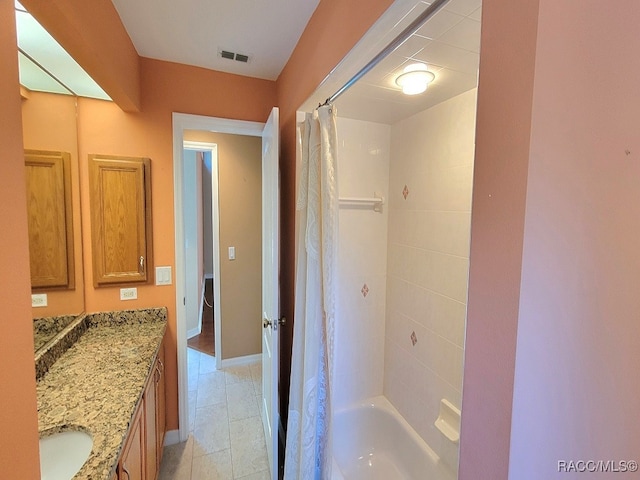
[321, 0, 451, 107]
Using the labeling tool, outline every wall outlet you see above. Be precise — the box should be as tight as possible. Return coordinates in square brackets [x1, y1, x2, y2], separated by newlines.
[31, 293, 47, 307]
[155, 266, 172, 285]
[120, 288, 138, 300]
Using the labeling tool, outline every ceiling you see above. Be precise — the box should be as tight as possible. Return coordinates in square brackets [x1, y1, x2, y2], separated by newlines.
[15, 0, 480, 124]
[112, 0, 480, 123]
[110, 0, 321, 81]
[334, 0, 482, 124]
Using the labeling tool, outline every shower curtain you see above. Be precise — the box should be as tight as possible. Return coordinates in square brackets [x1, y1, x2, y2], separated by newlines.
[284, 104, 338, 480]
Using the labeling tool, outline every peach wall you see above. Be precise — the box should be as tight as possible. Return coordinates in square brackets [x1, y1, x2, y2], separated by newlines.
[508, 1, 640, 477]
[275, 0, 394, 419]
[73, 60, 274, 431]
[21, 91, 85, 318]
[141, 57, 276, 122]
[18, 0, 397, 440]
[10, 0, 276, 442]
[0, 0, 40, 477]
[7, 0, 640, 477]
[20, 0, 140, 111]
[459, 0, 540, 478]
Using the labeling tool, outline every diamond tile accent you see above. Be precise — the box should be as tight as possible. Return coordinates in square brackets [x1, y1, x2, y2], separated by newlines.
[410, 331, 418, 346]
[361, 284, 369, 298]
[402, 184, 409, 199]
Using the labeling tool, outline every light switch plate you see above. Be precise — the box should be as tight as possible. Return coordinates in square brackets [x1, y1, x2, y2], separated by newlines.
[120, 288, 137, 300]
[228, 246, 236, 260]
[32, 293, 47, 307]
[156, 266, 172, 285]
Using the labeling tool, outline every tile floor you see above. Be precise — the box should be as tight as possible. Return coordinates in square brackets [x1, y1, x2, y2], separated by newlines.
[158, 348, 270, 479]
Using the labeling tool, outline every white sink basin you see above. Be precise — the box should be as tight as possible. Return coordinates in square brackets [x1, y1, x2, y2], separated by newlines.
[39, 430, 93, 480]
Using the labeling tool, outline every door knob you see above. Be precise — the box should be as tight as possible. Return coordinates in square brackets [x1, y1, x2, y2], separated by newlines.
[263, 316, 286, 330]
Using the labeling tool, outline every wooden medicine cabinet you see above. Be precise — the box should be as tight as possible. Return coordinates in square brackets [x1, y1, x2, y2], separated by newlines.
[25, 149, 75, 289]
[88, 154, 153, 287]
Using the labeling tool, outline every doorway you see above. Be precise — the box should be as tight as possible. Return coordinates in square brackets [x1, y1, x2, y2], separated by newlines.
[172, 113, 268, 446]
[182, 144, 218, 360]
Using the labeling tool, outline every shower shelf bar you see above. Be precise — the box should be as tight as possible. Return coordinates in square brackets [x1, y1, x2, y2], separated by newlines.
[339, 195, 384, 213]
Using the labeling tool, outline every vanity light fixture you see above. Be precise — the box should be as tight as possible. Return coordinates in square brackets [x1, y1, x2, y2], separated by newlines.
[395, 63, 435, 95]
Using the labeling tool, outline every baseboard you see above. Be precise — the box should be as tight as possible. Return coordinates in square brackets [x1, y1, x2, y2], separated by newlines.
[164, 429, 181, 446]
[186, 327, 200, 339]
[220, 353, 261, 368]
[205, 273, 214, 280]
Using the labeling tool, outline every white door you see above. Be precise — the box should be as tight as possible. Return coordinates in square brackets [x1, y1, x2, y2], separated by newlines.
[261, 107, 280, 479]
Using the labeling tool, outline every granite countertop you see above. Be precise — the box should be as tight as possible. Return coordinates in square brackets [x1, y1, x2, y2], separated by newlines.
[33, 315, 77, 352]
[37, 308, 167, 480]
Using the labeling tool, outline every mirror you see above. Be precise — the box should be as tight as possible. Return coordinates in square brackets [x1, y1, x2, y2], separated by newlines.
[22, 89, 85, 353]
[16, 2, 90, 354]
[19, 0, 114, 355]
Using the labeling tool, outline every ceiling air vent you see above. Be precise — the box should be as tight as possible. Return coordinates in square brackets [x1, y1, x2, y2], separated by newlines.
[218, 48, 250, 63]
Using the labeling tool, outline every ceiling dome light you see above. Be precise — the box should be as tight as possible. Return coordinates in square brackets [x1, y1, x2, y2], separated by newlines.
[395, 63, 435, 95]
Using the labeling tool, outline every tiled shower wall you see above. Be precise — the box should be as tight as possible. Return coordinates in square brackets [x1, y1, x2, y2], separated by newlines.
[334, 117, 391, 410]
[384, 89, 477, 469]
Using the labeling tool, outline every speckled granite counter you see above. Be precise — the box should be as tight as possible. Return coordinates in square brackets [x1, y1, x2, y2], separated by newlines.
[35, 314, 89, 381]
[33, 315, 77, 352]
[37, 308, 167, 480]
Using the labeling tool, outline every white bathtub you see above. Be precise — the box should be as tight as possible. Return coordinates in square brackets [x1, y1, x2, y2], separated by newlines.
[331, 396, 455, 480]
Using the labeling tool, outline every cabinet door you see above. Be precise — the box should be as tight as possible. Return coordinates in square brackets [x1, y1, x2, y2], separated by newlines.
[156, 344, 166, 466]
[24, 150, 74, 289]
[88, 155, 153, 287]
[144, 367, 158, 480]
[119, 406, 144, 480]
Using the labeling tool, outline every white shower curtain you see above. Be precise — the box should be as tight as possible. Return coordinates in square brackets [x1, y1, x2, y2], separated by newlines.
[284, 104, 338, 480]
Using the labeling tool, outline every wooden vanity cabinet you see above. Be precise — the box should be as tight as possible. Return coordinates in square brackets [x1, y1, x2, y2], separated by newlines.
[144, 343, 166, 480]
[143, 368, 158, 480]
[88, 154, 153, 287]
[155, 344, 166, 467]
[117, 341, 166, 480]
[118, 405, 144, 480]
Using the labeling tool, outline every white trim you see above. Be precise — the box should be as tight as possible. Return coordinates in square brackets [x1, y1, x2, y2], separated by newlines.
[186, 274, 205, 339]
[177, 112, 264, 137]
[220, 353, 262, 368]
[197, 274, 205, 336]
[205, 273, 214, 280]
[163, 429, 181, 447]
[173, 112, 265, 443]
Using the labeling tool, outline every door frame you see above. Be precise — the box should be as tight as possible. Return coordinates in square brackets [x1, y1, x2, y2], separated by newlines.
[172, 113, 265, 443]
[182, 142, 219, 351]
